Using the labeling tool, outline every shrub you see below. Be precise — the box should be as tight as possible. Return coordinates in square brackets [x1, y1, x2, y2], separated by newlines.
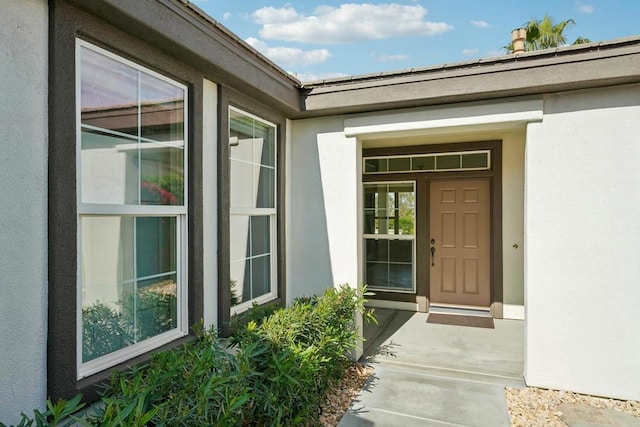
[6, 285, 375, 427]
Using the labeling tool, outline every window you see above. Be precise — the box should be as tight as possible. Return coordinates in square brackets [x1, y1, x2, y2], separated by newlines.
[229, 108, 277, 312]
[77, 41, 188, 378]
[364, 150, 490, 174]
[363, 182, 415, 292]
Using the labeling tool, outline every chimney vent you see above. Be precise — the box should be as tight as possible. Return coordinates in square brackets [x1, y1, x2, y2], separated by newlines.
[511, 28, 526, 54]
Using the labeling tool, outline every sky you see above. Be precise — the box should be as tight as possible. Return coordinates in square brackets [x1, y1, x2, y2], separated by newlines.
[193, 0, 640, 82]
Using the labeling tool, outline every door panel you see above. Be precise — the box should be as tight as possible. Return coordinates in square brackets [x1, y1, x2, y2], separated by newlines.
[430, 179, 490, 307]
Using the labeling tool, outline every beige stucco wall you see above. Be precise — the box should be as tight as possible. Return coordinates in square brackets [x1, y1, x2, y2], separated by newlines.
[502, 131, 525, 308]
[525, 84, 640, 401]
[0, 0, 49, 422]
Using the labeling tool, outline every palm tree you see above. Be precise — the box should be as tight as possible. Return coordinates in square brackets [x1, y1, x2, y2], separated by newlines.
[505, 15, 591, 53]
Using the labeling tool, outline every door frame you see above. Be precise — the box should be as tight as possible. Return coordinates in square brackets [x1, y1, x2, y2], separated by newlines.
[362, 140, 503, 318]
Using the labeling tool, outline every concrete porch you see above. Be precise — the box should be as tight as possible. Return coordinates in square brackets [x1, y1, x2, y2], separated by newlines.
[340, 308, 525, 426]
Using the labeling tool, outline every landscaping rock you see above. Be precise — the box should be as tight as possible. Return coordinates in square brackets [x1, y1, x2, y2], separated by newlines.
[317, 363, 374, 427]
[505, 387, 640, 427]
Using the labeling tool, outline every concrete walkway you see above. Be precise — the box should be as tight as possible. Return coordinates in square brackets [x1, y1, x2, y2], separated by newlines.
[339, 309, 525, 426]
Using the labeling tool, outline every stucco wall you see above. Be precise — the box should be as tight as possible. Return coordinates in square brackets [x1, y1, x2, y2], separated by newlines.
[288, 116, 359, 301]
[0, 0, 49, 421]
[525, 85, 640, 400]
[502, 131, 525, 308]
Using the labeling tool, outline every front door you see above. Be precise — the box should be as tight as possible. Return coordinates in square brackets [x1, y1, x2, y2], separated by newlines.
[429, 179, 491, 307]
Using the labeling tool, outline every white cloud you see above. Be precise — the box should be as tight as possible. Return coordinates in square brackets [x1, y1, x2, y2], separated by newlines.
[253, 4, 452, 43]
[245, 37, 332, 67]
[471, 20, 490, 28]
[462, 48, 479, 56]
[223, 12, 231, 21]
[371, 52, 409, 62]
[578, 4, 595, 14]
[294, 71, 350, 82]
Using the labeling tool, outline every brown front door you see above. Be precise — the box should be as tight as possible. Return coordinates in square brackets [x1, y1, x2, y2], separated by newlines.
[429, 179, 491, 307]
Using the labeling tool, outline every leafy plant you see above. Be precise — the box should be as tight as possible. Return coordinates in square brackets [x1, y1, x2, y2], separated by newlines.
[1, 395, 85, 427]
[6, 285, 376, 426]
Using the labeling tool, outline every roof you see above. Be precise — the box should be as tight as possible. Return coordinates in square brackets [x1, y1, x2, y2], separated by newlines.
[298, 35, 640, 117]
[176, 0, 301, 87]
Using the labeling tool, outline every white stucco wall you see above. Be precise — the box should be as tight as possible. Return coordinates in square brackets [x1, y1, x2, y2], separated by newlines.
[525, 85, 640, 400]
[288, 116, 359, 301]
[502, 131, 525, 309]
[0, 0, 49, 422]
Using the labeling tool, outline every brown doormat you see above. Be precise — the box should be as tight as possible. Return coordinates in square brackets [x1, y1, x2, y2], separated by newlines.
[427, 313, 494, 329]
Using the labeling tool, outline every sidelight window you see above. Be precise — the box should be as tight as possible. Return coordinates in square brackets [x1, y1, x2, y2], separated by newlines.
[363, 182, 415, 292]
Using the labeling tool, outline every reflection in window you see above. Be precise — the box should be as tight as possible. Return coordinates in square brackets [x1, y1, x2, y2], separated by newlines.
[363, 182, 415, 292]
[78, 41, 187, 373]
[364, 183, 415, 236]
[229, 108, 277, 310]
[80, 46, 185, 206]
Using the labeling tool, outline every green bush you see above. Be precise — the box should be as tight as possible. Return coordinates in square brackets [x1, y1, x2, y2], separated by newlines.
[8, 285, 375, 426]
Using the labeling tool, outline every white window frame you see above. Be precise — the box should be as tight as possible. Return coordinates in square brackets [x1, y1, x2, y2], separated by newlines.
[363, 181, 416, 293]
[75, 40, 189, 379]
[229, 107, 278, 315]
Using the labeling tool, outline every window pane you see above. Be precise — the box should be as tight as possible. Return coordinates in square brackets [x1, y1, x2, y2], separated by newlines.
[135, 217, 177, 277]
[139, 72, 185, 143]
[462, 153, 488, 169]
[81, 216, 178, 362]
[230, 259, 249, 305]
[230, 215, 250, 262]
[81, 129, 138, 204]
[436, 154, 461, 170]
[135, 275, 177, 341]
[80, 47, 137, 136]
[363, 209, 376, 234]
[256, 166, 275, 208]
[366, 239, 388, 262]
[251, 255, 271, 300]
[251, 216, 270, 256]
[388, 157, 410, 172]
[366, 262, 388, 287]
[254, 121, 276, 168]
[389, 240, 412, 263]
[388, 264, 413, 289]
[139, 147, 184, 205]
[364, 158, 387, 173]
[412, 156, 435, 171]
[230, 214, 274, 308]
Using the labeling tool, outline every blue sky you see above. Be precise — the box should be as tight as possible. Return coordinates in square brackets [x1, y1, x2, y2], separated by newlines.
[193, 1, 640, 81]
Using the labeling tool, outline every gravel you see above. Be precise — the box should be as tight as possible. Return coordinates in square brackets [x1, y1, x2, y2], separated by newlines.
[505, 386, 640, 426]
[316, 363, 375, 427]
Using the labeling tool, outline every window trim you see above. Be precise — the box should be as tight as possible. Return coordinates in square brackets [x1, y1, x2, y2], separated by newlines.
[75, 40, 189, 379]
[363, 181, 417, 294]
[228, 106, 278, 315]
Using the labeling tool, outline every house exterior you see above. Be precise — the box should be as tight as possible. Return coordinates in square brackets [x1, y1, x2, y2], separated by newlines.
[1, 0, 639, 421]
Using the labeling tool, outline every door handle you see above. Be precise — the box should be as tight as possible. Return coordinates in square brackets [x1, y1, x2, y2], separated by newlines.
[430, 246, 436, 266]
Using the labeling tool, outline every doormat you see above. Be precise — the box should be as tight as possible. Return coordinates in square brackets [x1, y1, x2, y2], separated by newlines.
[426, 313, 494, 329]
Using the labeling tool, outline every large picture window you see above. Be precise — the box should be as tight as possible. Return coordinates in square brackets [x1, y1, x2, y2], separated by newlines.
[363, 182, 415, 292]
[229, 108, 277, 312]
[77, 41, 188, 378]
